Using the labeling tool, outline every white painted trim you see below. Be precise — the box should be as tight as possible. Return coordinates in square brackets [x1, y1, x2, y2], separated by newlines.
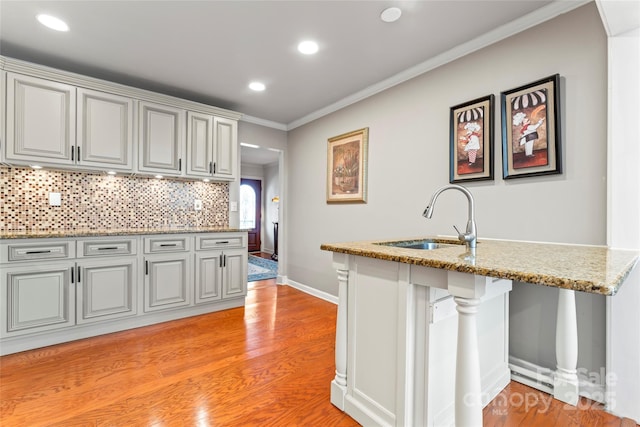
[284, 278, 339, 305]
[509, 356, 607, 403]
[286, 0, 589, 130]
[0, 56, 243, 120]
[240, 114, 287, 131]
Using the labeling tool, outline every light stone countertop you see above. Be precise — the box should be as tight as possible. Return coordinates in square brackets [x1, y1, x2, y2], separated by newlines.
[0, 227, 248, 239]
[320, 237, 639, 296]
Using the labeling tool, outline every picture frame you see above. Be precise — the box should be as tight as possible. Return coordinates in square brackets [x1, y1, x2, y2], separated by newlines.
[501, 74, 562, 179]
[327, 127, 369, 203]
[449, 95, 494, 183]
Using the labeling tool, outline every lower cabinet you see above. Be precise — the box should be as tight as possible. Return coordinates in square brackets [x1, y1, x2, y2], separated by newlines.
[195, 248, 246, 304]
[0, 261, 76, 338]
[0, 232, 247, 355]
[144, 253, 192, 311]
[76, 258, 137, 324]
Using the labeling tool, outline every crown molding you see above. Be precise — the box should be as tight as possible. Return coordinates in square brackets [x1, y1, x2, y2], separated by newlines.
[239, 114, 287, 131]
[0, 55, 243, 120]
[286, 0, 590, 131]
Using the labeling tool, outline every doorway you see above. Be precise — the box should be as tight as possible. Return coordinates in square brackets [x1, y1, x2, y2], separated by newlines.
[240, 178, 262, 252]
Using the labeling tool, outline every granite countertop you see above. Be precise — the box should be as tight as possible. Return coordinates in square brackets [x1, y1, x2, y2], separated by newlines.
[0, 227, 248, 239]
[320, 237, 640, 296]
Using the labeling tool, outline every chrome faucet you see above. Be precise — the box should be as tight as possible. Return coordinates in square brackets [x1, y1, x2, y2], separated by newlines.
[423, 184, 477, 250]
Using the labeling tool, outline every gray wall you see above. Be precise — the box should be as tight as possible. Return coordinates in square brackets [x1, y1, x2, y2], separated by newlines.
[285, 4, 607, 374]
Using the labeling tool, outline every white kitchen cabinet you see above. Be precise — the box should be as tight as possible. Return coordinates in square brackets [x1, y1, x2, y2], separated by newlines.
[0, 261, 76, 338]
[76, 237, 138, 324]
[195, 252, 223, 303]
[0, 231, 247, 355]
[195, 248, 246, 304]
[1, 71, 6, 164]
[194, 233, 247, 304]
[186, 111, 214, 177]
[77, 87, 134, 171]
[144, 253, 192, 311]
[212, 116, 237, 180]
[185, 112, 238, 181]
[221, 249, 246, 298]
[5, 72, 76, 166]
[138, 101, 185, 176]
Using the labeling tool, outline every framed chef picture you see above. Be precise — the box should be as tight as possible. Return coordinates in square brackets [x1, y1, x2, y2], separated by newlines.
[449, 95, 494, 183]
[501, 74, 562, 179]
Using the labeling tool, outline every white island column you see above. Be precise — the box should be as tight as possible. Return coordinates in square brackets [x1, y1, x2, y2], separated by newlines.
[447, 270, 486, 427]
[554, 288, 579, 405]
[330, 253, 349, 409]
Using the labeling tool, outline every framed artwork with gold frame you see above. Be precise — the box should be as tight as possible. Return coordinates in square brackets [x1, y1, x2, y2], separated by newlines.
[326, 127, 369, 203]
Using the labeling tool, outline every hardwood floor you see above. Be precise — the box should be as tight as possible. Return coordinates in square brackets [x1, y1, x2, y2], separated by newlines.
[0, 278, 635, 426]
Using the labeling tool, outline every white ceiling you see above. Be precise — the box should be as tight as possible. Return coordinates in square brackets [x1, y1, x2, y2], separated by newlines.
[0, 0, 589, 132]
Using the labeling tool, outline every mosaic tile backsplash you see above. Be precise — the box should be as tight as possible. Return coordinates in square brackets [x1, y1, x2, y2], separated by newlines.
[0, 167, 229, 231]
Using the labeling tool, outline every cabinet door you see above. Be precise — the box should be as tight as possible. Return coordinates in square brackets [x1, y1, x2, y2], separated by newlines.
[138, 101, 185, 175]
[1, 261, 76, 337]
[212, 117, 237, 180]
[77, 88, 134, 171]
[222, 249, 247, 299]
[186, 111, 213, 177]
[144, 254, 191, 311]
[194, 252, 222, 304]
[5, 73, 75, 166]
[76, 258, 137, 324]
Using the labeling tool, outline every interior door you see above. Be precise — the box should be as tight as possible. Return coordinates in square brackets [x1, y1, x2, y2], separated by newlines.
[240, 178, 261, 252]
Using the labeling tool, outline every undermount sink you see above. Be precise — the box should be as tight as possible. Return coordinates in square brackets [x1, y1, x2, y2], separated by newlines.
[376, 239, 444, 250]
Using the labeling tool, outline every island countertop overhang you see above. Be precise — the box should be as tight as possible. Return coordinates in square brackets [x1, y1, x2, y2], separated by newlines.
[321, 237, 639, 296]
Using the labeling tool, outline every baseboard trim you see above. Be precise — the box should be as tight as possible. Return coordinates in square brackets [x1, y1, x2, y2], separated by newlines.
[508, 356, 607, 403]
[283, 277, 338, 305]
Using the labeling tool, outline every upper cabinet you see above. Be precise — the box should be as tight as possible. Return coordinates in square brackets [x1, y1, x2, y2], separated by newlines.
[138, 101, 186, 176]
[77, 88, 134, 171]
[5, 73, 76, 166]
[186, 111, 213, 178]
[1, 57, 241, 181]
[5, 73, 135, 172]
[212, 117, 237, 180]
[185, 112, 238, 181]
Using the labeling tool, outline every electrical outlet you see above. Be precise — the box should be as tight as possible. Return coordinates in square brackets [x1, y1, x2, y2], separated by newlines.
[194, 199, 203, 211]
[230, 201, 238, 212]
[49, 192, 61, 206]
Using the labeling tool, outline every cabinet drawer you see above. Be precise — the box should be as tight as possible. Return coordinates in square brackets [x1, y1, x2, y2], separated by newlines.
[1, 240, 74, 263]
[78, 238, 137, 257]
[196, 234, 245, 251]
[144, 236, 190, 253]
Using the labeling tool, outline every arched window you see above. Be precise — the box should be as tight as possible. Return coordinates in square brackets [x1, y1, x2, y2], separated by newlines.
[240, 184, 256, 229]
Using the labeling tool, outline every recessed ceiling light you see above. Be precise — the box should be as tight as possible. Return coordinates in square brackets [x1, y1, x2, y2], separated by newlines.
[36, 14, 69, 32]
[249, 81, 266, 91]
[298, 40, 319, 55]
[380, 7, 402, 23]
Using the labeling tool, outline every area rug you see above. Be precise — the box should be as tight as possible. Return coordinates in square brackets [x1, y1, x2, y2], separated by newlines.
[248, 255, 278, 281]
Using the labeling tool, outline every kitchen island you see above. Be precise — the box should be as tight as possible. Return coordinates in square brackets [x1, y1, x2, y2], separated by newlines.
[0, 227, 248, 355]
[321, 237, 639, 426]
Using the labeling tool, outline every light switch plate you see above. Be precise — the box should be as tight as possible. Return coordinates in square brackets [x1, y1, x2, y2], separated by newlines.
[230, 201, 238, 212]
[49, 192, 61, 206]
[194, 199, 203, 211]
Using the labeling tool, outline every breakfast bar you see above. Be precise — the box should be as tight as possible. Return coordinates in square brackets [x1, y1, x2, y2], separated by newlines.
[321, 237, 639, 426]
